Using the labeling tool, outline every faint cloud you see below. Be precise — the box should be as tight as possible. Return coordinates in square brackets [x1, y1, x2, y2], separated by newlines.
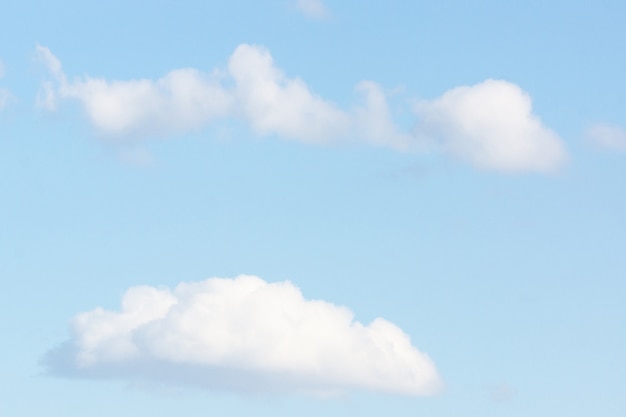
[586, 123, 626, 151]
[35, 44, 232, 135]
[42, 275, 442, 397]
[413, 79, 568, 173]
[0, 89, 10, 110]
[294, 0, 331, 20]
[488, 382, 515, 403]
[34, 45, 66, 111]
[354, 81, 413, 150]
[118, 146, 156, 167]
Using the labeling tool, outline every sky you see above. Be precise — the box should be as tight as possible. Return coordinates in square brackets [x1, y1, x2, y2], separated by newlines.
[1, 0, 626, 416]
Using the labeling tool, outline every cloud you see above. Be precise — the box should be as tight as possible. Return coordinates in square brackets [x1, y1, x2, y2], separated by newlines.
[586, 123, 626, 151]
[228, 44, 350, 143]
[36, 45, 568, 173]
[0, 59, 11, 110]
[0, 89, 9, 111]
[42, 275, 442, 397]
[294, 0, 330, 20]
[414, 79, 568, 172]
[488, 382, 515, 403]
[354, 81, 413, 150]
[35, 45, 232, 136]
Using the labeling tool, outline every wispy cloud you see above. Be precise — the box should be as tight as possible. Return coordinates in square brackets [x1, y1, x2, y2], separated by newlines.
[586, 123, 626, 151]
[488, 382, 515, 403]
[228, 44, 348, 143]
[294, 0, 331, 20]
[36, 45, 568, 173]
[0, 59, 11, 110]
[42, 275, 442, 397]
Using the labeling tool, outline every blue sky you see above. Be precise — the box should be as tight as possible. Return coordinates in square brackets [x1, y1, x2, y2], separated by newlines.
[2, 0, 626, 416]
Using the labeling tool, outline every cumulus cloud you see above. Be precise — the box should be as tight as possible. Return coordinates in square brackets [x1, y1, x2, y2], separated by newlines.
[586, 123, 626, 151]
[229, 44, 350, 143]
[36, 45, 568, 173]
[414, 79, 568, 172]
[35, 45, 232, 136]
[42, 275, 442, 397]
[294, 0, 330, 20]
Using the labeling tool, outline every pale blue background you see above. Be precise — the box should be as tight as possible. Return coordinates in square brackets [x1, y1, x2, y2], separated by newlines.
[1, 1, 625, 416]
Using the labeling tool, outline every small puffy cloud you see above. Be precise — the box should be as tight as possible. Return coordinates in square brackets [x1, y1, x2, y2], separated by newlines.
[414, 79, 568, 172]
[42, 275, 442, 397]
[488, 382, 515, 403]
[229, 44, 350, 143]
[35, 45, 232, 136]
[586, 123, 626, 151]
[294, 0, 330, 20]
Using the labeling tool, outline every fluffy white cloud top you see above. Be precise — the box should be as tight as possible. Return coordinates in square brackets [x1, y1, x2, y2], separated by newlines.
[36, 45, 568, 173]
[414, 79, 568, 172]
[229, 44, 350, 143]
[42, 275, 442, 397]
[586, 123, 626, 151]
[36, 45, 232, 136]
[294, 0, 330, 20]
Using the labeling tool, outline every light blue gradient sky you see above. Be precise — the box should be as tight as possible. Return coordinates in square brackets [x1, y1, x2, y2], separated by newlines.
[1, 1, 625, 416]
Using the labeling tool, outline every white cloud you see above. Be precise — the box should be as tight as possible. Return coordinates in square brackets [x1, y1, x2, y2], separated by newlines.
[36, 45, 568, 173]
[36, 45, 232, 136]
[42, 275, 442, 397]
[414, 79, 568, 172]
[586, 123, 626, 151]
[488, 382, 515, 403]
[229, 44, 350, 143]
[354, 81, 413, 150]
[294, 0, 330, 20]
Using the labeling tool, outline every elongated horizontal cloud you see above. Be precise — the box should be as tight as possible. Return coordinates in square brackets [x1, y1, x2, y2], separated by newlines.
[35, 45, 232, 136]
[42, 275, 442, 397]
[36, 44, 568, 173]
[586, 123, 626, 151]
[414, 79, 568, 172]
